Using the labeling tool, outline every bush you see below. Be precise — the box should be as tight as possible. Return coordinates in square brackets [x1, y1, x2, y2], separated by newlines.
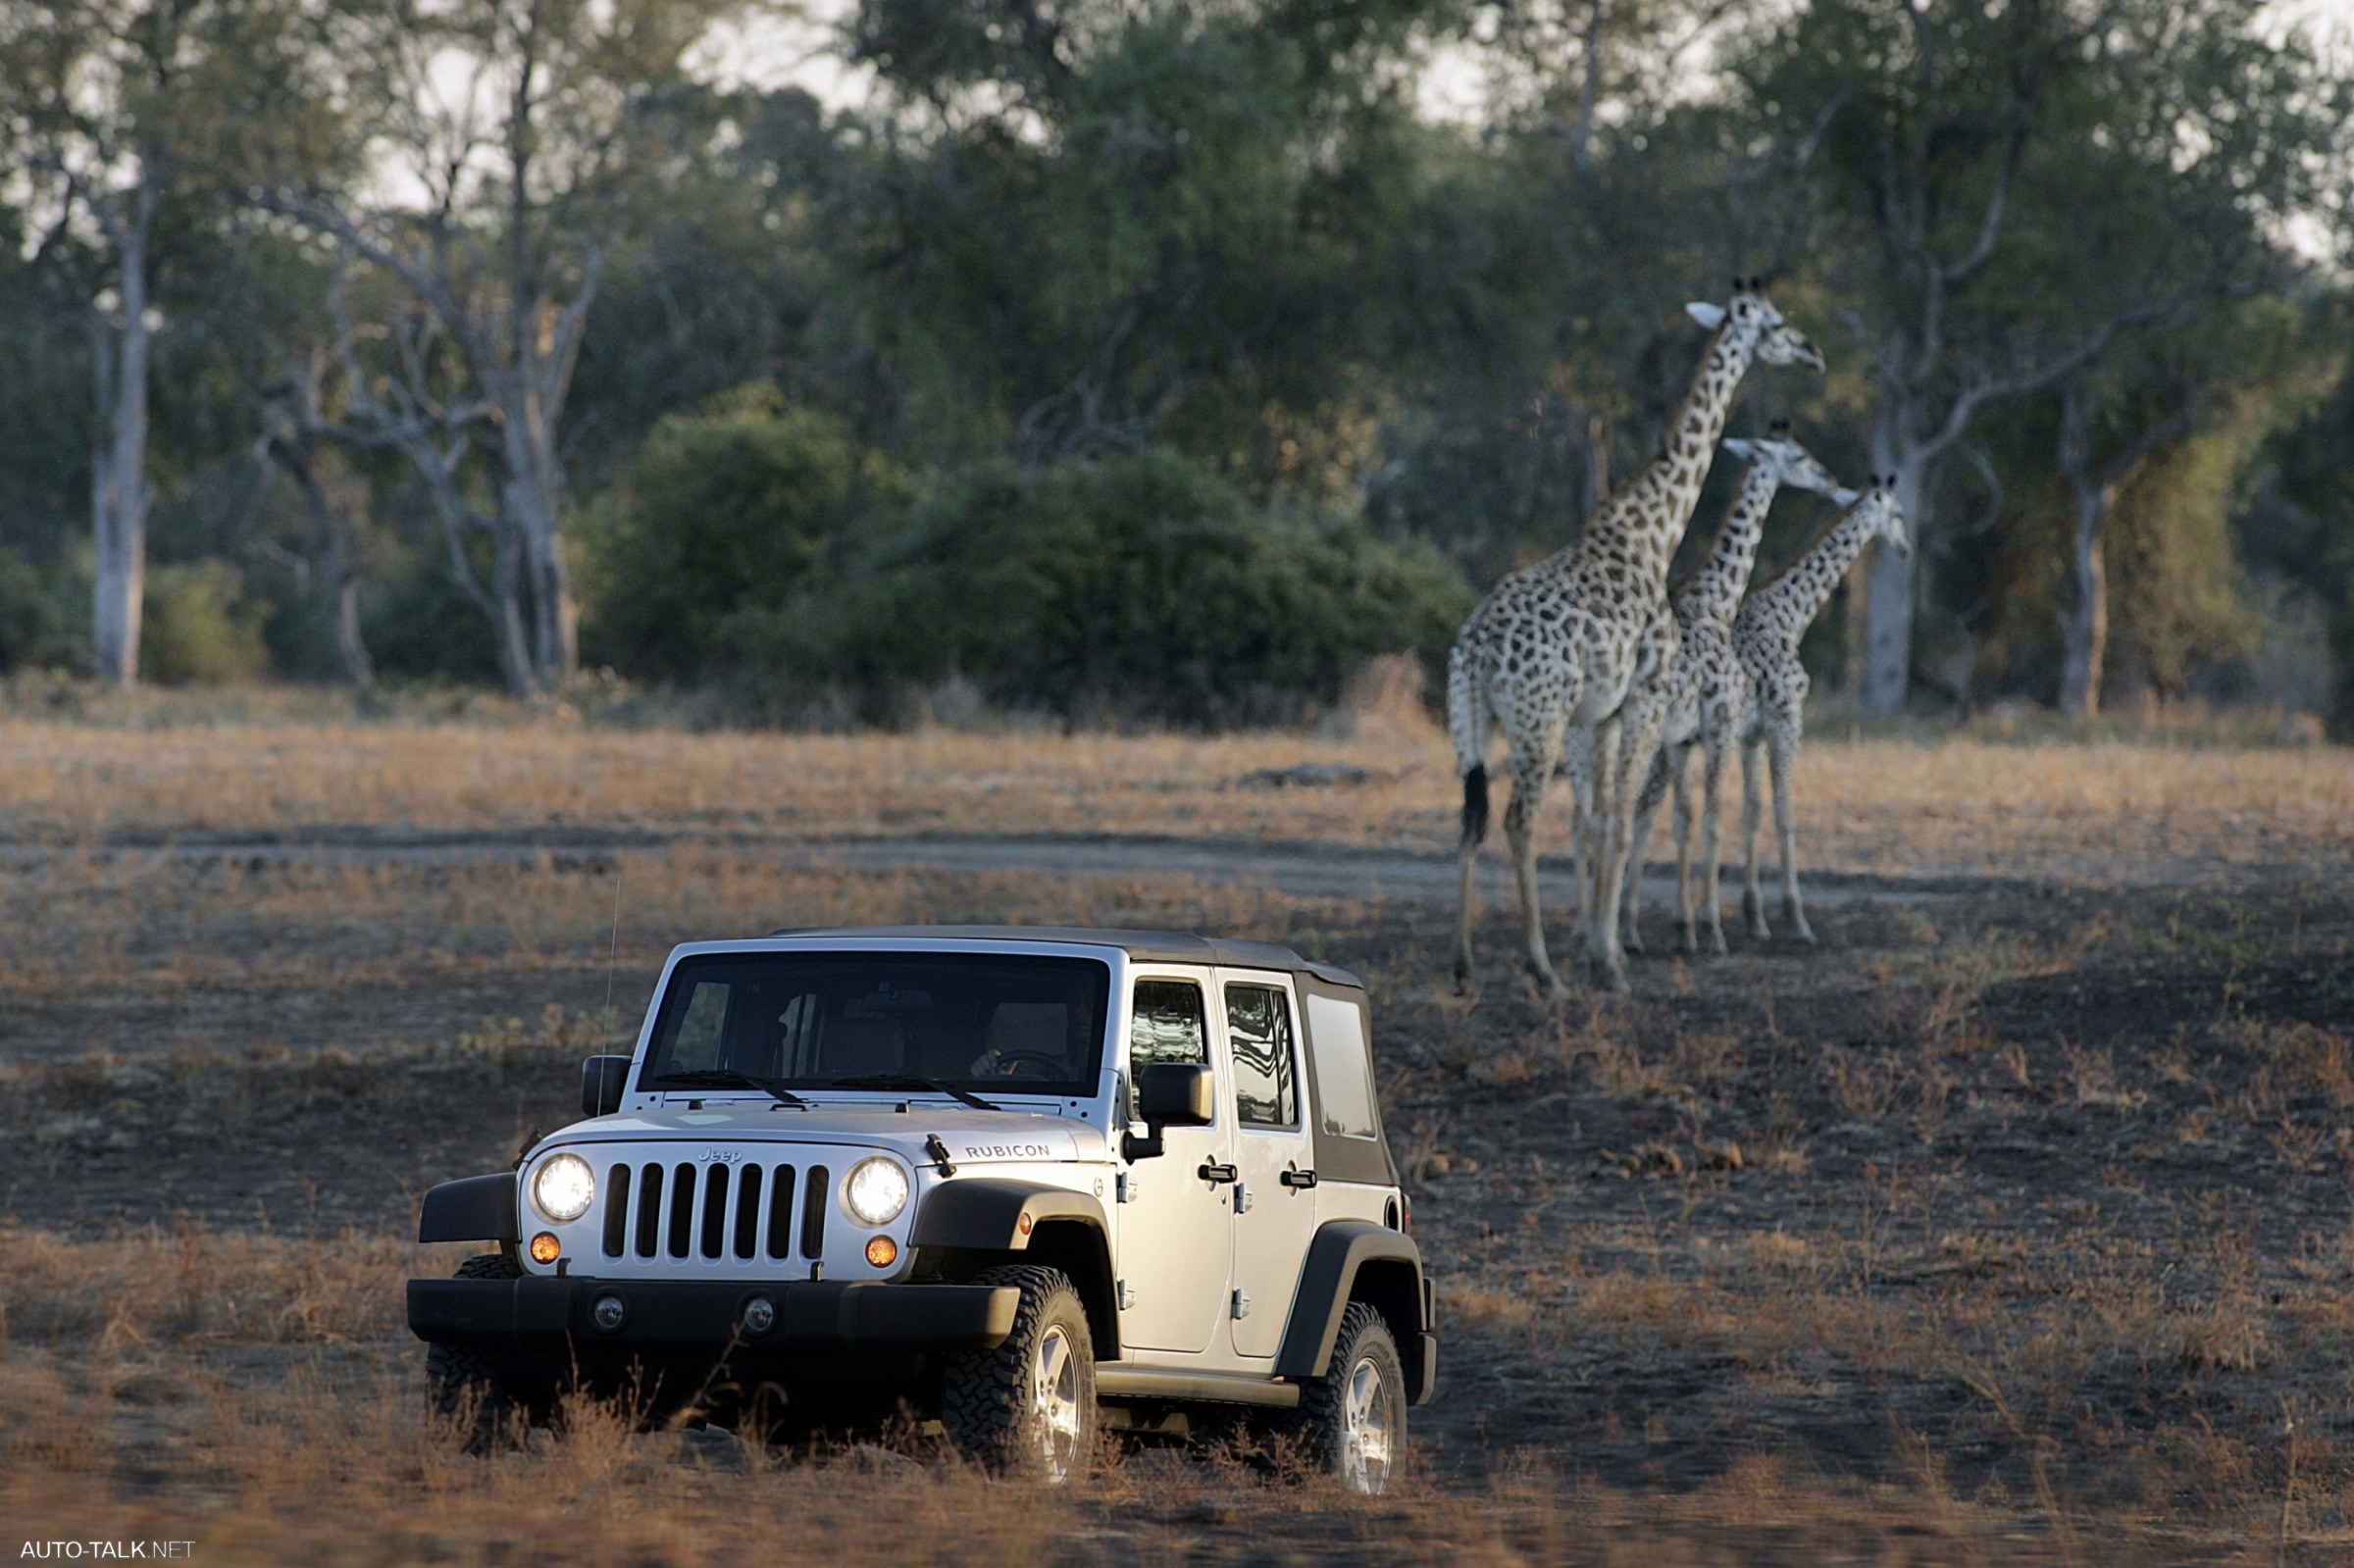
[0, 547, 71, 673]
[359, 556, 504, 684]
[580, 385, 901, 679]
[735, 450, 1476, 727]
[139, 562, 270, 684]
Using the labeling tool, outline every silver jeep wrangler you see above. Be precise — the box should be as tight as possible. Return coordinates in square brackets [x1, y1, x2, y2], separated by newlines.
[408, 927, 1437, 1491]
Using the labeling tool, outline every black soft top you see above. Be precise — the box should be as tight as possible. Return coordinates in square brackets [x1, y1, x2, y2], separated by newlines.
[766, 925, 1365, 989]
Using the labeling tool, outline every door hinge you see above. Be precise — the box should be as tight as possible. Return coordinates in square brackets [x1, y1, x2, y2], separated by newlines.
[1233, 1182, 1253, 1214]
[1230, 1289, 1253, 1320]
[1117, 1171, 1142, 1203]
[1117, 1280, 1138, 1310]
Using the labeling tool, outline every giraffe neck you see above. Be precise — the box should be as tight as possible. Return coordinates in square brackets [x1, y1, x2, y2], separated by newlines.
[1675, 458, 1778, 629]
[1751, 501, 1887, 647]
[1578, 321, 1758, 590]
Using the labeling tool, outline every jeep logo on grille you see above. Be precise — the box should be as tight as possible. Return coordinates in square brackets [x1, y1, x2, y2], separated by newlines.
[699, 1148, 743, 1163]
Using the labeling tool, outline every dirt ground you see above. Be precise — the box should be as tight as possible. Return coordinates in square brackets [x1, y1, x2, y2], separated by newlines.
[3, 720, 2351, 1562]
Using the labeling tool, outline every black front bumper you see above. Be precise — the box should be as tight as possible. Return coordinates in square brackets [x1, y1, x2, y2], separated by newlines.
[409, 1276, 1021, 1355]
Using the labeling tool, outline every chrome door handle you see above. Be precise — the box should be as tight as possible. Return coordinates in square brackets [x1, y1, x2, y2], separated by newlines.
[1198, 1162, 1239, 1186]
[1279, 1167, 1318, 1189]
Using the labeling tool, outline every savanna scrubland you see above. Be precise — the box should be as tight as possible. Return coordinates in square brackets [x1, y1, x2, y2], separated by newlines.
[2, 713, 2350, 1563]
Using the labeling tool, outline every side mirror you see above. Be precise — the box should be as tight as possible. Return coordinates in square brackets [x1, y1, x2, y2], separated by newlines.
[582, 1055, 632, 1118]
[1124, 1063, 1214, 1161]
[1140, 1063, 1215, 1126]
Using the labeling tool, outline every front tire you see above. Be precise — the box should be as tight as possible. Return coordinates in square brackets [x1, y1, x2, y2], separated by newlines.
[1293, 1301, 1407, 1493]
[426, 1251, 526, 1450]
[940, 1264, 1097, 1483]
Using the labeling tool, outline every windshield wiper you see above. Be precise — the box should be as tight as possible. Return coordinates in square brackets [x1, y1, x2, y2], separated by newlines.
[827, 1074, 1001, 1112]
[647, 1069, 808, 1108]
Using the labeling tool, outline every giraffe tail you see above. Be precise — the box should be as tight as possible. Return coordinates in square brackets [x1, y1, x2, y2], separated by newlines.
[1446, 632, 1490, 850]
[1460, 765, 1490, 850]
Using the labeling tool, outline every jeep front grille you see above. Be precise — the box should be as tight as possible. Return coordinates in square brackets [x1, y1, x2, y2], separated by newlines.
[599, 1158, 831, 1263]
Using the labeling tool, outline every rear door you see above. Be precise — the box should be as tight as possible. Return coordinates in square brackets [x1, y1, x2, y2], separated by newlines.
[1214, 970, 1320, 1360]
[1112, 971, 1235, 1357]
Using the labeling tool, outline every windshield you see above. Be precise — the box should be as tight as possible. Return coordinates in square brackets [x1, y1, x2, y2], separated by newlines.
[637, 952, 1111, 1096]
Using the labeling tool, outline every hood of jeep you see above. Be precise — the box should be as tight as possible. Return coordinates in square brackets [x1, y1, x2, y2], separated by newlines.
[547, 1103, 1106, 1164]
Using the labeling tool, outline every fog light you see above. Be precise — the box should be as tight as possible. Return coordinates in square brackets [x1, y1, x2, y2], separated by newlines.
[530, 1232, 561, 1265]
[591, 1294, 627, 1333]
[742, 1295, 777, 1335]
[865, 1236, 898, 1269]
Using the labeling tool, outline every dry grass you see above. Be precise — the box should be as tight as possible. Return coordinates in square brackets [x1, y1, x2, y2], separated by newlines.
[0, 715, 2347, 886]
[4, 706, 2352, 1562]
[0, 1228, 2316, 1566]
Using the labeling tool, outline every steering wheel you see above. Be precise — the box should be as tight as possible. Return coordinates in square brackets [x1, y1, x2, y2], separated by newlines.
[990, 1049, 1068, 1080]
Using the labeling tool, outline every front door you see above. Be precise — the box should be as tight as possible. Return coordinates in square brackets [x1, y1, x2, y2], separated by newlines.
[1216, 971, 1321, 1359]
[1112, 973, 1234, 1356]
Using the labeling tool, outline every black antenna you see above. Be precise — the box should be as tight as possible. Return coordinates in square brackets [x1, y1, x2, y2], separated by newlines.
[603, 863, 625, 1027]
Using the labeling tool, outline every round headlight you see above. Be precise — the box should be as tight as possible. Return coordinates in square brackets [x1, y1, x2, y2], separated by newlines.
[843, 1157, 909, 1227]
[533, 1152, 596, 1223]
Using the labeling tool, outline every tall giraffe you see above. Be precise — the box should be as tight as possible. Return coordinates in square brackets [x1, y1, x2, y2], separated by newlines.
[1617, 428, 1853, 955]
[1732, 475, 1911, 941]
[1449, 279, 1824, 994]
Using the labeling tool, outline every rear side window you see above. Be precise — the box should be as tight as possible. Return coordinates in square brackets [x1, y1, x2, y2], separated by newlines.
[1128, 980, 1207, 1119]
[1225, 984, 1298, 1128]
[1305, 993, 1379, 1139]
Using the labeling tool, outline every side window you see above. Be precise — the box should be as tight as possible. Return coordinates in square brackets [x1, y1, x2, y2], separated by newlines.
[1225, 985, 1298, 1129]
[1128, 979, 1207, 1119]
[1305, 993, 1379, 1138]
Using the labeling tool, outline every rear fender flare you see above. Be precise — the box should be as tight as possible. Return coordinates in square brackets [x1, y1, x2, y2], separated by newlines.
[1275, 1220, 1430, 1397]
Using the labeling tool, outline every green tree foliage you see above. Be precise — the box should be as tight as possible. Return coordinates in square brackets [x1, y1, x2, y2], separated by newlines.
[579, 385, 903, 678]
[138, 560, 270, 683]
[730, 449, 1475, 726]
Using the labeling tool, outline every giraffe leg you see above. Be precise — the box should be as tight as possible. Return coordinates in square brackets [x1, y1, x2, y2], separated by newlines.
[1589, 702, 1663, 993]
[1506, 729, 1569, 998]
[1620, 745, 1672, 957]
[1570, 717, 1613, 955]
[1740, 737, 1769, 939]
[1561, 728, 1594, 924]
[1699, 727, 1730, 955]
[1667, 743, 1698, 954]
[1770, 730, 1813, 943]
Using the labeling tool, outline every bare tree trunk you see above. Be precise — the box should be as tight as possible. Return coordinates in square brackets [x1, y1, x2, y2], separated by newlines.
[2056, 484, 2107, 717]
[493, 388, 578, 686]
[91, 210, 152, 688]
[1860, 409, 1929, 715]
[1580, 408, 1609, 518]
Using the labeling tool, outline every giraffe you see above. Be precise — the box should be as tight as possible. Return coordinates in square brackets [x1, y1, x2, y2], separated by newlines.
[1731, 474, 1911, 942]
[1449, 279, 1824, 995]
[1616, 427, 1854, 956]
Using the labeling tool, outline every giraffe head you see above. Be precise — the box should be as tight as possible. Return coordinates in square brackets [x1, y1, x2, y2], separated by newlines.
[1719, 420, 1847, 499]
[1685, 278, 1824, 372]
[1852, 473, 1912, 558]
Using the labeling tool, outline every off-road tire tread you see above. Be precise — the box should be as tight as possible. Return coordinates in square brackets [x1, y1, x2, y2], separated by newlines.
[939, 1264, 1095, 1478]
[426, 1252, 522, 1447]
[1292, 1299, 1407, 1488]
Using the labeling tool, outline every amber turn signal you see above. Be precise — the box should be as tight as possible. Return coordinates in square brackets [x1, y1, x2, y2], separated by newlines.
[865, 1236, 898, 1268]
[530, 1232, 562, 1265]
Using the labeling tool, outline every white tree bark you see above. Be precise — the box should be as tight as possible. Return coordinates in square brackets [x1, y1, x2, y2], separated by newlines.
[90, 188, 156, 688]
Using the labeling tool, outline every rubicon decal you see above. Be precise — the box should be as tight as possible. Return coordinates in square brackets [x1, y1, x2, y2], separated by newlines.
[955, 1141, 1055, 1159]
